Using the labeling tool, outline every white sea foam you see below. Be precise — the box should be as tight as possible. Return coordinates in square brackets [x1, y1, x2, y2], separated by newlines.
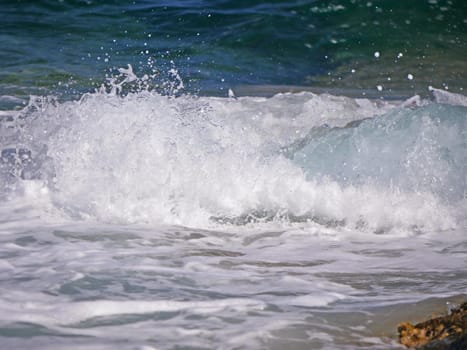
[0, 290, 265, 326]
[429, 86, 467, 106]
[1, 81, 465, 235]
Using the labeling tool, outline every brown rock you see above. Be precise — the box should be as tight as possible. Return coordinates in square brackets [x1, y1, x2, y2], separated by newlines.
[398, 302, 466, 349]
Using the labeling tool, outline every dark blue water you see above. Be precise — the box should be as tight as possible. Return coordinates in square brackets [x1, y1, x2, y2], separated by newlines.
[1, 0, 466, 100]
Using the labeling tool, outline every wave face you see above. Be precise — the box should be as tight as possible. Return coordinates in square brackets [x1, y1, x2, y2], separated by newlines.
[1, 86, 466, 233]
[291, 104, 466, 201]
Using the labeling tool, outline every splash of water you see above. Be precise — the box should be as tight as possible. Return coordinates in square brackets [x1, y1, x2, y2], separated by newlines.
[1, 68, 465, 234]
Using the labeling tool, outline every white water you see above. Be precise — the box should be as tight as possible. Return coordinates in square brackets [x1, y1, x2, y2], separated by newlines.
[2, 84, 465, 232]
[0, 79, 466, 349]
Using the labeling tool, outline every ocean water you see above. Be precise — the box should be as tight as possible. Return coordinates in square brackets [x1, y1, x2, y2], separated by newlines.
[1, 1, 466, 349]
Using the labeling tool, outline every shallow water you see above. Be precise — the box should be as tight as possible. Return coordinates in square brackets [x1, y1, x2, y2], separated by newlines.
[1, 1, 466, 349]
[0, 204, 465, 350]
[0, 217, 466, 349]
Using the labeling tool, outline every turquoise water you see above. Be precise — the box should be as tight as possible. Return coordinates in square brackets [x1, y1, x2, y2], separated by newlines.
[0, 1, 466, 350]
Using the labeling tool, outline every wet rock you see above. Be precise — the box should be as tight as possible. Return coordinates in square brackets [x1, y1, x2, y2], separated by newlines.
[398, 302, 466, 349]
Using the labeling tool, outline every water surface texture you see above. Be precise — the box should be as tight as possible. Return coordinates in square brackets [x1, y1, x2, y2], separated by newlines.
[1, 0, 466, 98]
[0, 1, 466, 349]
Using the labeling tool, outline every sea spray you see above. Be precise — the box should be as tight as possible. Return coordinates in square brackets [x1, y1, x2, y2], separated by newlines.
[1, 79, 465, 233]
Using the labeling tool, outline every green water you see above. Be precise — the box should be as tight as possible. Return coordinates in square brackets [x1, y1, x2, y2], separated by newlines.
[0, 0, 465, 100]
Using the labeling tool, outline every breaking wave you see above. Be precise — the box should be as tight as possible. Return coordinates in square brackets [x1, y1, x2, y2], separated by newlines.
[1, 68, 465, 234]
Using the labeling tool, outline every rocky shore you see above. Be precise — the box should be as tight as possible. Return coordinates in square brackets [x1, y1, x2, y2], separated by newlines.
[398, 302, 466, 349]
